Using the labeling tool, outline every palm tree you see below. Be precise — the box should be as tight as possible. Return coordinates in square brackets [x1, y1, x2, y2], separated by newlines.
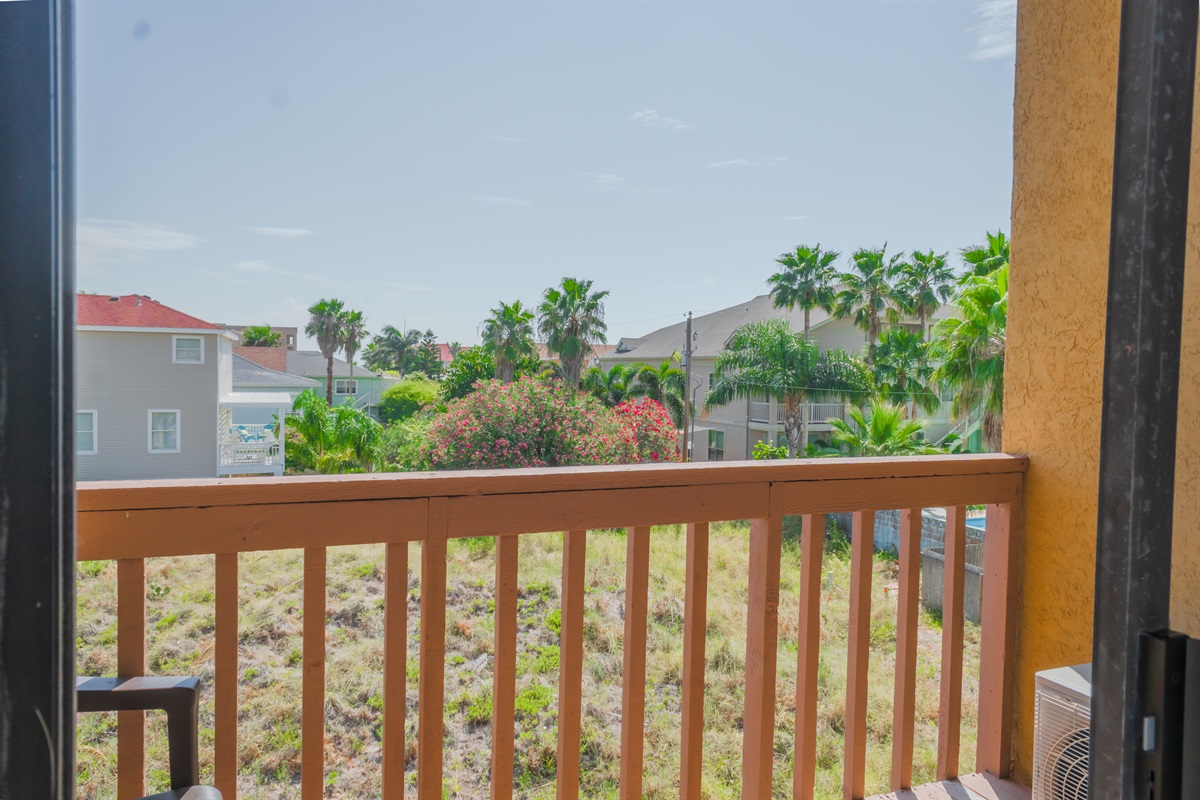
[961, 231, 1009, 278]
[873, 328, 941, 419]
[629, 355, 689, 429]
[767, 244, 839, 338]
[286, 389, 383, 473]
[932, 263, 1008, 451]
[482, 300, 537, 383]
[834, 245, 909, 364]
[362, 326, 421, 376]
[341, 310, 367, 378]
[538, 277, 609, 387]
[240, 325, 281, 347]
[824, 400, 943, 457]
[895, 250, 955, 337]
[305, 298, 346, 405]
[582, 364, 637, 407]
[704, 319, 872, 456]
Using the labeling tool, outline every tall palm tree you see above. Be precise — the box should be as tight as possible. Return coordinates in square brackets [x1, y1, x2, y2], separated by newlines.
[305, 298, 346, 405]
[873, 328, 940, 419]
[767, 244, 839, 338]
[582, 364, 637, 407]
[961, 231, 1009, 278]
[932, 263, 1008, 451]
[362, 326, 421, 376]
[895, 250, 955, 337]
[629, 355, 689, 429]
[824, 400, 943, 457]
[341, 310, 367, 378]
[538, 277, 609, 387]
[834, 246, 909, 365]
[240, 325, 281, 347]
[705, 319, 872, 456]
[482, 300, 537, 383]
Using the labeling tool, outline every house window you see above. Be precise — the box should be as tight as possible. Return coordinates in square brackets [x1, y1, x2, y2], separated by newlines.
[76, 410, 97, 454]
[172, 335, 204, 364]
[334, 379, 357, 395]
[707, 430, 725, 462]
[148, 410, 181, 453]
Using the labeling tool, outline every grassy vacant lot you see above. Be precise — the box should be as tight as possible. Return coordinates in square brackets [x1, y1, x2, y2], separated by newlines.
[75, 520, 980, 799]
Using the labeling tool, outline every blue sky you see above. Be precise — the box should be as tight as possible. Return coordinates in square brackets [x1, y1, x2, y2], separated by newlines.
[76, 0, 1017, 348]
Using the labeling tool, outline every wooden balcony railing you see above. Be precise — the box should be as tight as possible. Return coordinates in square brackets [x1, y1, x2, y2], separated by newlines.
[76, 454, 1028, 800]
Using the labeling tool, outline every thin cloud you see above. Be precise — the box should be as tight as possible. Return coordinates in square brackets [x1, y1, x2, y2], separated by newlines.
[389, 282, 433, 293]
[271, 296, 309, 324]
[234, 259, 333, 283]
[246, 226, 315, 238]
[709, 156, 789, 169]
[970, 1, 1017, 61]
[787, 215, 811, 221]
[468, 194, 533, 207]
[76, 218, 202, 275]
[482, 134, 535, 144]
[631, 109, 696, 131]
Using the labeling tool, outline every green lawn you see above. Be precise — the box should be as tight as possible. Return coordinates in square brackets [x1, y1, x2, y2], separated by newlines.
[75, 520, 980, 799]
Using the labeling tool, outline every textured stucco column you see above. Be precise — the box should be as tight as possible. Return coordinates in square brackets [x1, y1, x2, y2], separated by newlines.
[1006, 0, 1200, 782]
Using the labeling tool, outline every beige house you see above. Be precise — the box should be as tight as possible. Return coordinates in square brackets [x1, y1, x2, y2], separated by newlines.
[600, 294, 955, 461]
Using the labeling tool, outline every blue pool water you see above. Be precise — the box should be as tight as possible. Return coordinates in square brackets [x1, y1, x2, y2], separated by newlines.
[966, 516, 986, 531]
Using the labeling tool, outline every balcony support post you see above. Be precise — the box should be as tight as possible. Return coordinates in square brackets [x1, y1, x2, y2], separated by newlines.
[1091, 0, 1198, 797]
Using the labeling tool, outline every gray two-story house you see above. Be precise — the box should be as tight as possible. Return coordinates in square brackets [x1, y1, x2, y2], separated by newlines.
[76, 294, 291, 480]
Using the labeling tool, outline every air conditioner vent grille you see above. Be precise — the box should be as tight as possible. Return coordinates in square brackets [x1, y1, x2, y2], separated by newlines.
[1033, 675, 1090, 800]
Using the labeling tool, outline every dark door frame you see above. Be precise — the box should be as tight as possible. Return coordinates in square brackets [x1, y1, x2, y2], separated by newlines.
[0, 0, 76, 795]
[1092, 0, 1198, 797]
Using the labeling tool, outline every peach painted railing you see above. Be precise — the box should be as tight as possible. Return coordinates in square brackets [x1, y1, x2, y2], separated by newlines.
[76, 454, 1027, 800]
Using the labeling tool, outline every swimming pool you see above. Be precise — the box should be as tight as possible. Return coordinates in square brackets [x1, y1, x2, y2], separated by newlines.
[966, 516, 986, 531]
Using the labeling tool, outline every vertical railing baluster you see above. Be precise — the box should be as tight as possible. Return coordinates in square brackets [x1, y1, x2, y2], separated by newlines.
[742, 487, 783, 800]
[620, 526, 651, 800]
[418, 498, 449, 800]
[937, 506, 967, 781]
[890, 508, 922, 791]
[383, 541, 409, 799]
[977, 499, 1021, 777]
[557, 529, 587, 800]
[302, 547, 327, 799]
[117, 557, 146, 800]
[679, 522, 709, 800]
[793, 513, 824, 799]
[214, 553, 239, 799]
[843, 510, 874, 800]
[492, 535, 519, 800]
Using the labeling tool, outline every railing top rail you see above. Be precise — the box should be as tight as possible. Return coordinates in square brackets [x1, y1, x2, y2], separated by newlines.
[77, 454, 1028, 513]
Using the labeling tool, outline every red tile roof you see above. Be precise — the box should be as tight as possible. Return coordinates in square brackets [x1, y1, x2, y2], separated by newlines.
[234, 345, 288, 372]
[78, 294, 221, 330]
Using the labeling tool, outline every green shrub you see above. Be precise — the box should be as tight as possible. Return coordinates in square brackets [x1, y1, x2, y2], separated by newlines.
[544, 608, 562, 637]
[378, 376, 441, 425]
[380, 413, 434, 471]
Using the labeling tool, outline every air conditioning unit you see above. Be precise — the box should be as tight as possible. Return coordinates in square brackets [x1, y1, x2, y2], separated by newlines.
[1033, 663, 1091, 800]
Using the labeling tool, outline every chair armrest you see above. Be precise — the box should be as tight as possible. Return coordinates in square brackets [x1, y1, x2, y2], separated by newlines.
[76, 676, 200, 790]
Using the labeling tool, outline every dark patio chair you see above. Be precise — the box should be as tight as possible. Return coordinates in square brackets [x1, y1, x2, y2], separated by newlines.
[76, 676, 222, 800]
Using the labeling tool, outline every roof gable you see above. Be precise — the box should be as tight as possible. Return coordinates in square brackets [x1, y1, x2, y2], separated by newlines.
[77, 294, 221, 330]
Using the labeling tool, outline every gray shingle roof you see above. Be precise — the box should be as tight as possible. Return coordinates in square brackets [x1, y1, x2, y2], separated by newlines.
[232, 354, 320, 388]
[286, 350, 376, 378]
[607, 295, 835, 362]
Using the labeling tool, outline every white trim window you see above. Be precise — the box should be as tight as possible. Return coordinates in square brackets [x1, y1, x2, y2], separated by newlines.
[707, 429, 725, 462]
[172, 335, 204, 364]
[334, 379, 357, 395]
[76, 410, 97, 455]
[148, 410, 181, 453]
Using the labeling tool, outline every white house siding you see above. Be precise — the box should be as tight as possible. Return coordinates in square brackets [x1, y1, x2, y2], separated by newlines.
[75, 330, 220, 480]
[217, 337, 233, 397]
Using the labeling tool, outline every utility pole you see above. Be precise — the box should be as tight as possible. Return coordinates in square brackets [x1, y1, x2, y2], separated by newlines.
[682, 312, 693, 461]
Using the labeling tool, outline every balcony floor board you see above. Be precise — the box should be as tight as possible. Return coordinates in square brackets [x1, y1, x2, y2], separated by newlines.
[866, 773, 1030, 800]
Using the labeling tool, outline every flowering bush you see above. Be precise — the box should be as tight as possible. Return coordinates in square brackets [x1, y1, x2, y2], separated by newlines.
[612, 399, 681, 463]
[425, 377, 635, 470]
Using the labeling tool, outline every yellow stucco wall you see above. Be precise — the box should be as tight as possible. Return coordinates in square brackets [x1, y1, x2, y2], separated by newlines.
[1007, 0, 1200, 782]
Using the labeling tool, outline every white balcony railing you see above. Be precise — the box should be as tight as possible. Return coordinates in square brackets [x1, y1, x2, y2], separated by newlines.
[220, 425, 283, 473]
[772, 402, 848, 425]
